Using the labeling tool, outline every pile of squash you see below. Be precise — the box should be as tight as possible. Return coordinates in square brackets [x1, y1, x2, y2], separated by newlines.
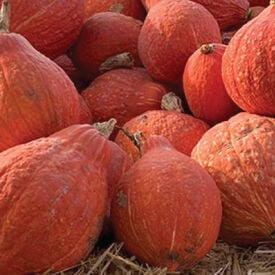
[0, 0, 274, 273]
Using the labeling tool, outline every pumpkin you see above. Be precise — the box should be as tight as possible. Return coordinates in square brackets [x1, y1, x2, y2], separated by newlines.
[111, 135, 222, 271]
[138, 0, 221, 85]
[248, 5, 266, 18]
[71, 12, 142, 82]
[0, 2, 87, 153]
[0, 124, 112, 274]
[222, 1, 275, 116]
[84, 0, 145, 21]
[115, 93, 209, 162]
[191, 112, 275, 246]
[81, 67, 168, 131]
[0, 0, 84, 59]
[183, 43, 240, 125]
[141, 0, 250, 30]
[54, 54, 88, 92]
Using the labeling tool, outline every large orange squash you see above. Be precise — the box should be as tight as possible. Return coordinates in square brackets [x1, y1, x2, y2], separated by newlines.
[183, 43, 240, 125]
[0, 124, 112, 274]
[141, 0, 250, 30]
[82, 68, 168, 129]
[0, 2, 86, 152]
[0, 0, 84, 59]
[222, 1, 275, 116]
[138, 0, 221, 85]
[192, 112, 275, 246]
[111, 135, 222, 271]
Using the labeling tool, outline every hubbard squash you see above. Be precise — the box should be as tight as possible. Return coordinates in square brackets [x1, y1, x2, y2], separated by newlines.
[0, 124, 112, 274]
[192, 112, 275, 246]
[111, 135, 222, 271]
[222, 1, 275, 116]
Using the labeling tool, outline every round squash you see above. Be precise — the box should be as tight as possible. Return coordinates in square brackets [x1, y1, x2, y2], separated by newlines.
[81, 68, 168, 130]
[72, 12, 142, 82]
[222, 2, 275, 116]
[0, 124, 112, 274]
[84, 0, 146, 21]
[0, 0, 84, 59]
[111, 135, 222, 271]
[0, 7, 87, 153]
[138, 0, 221, 85]
[192, 112, 275, 246]
[183, 43, 240, 125]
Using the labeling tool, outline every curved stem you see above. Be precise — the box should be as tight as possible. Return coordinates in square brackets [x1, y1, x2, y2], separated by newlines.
[0, 0, 10, 33]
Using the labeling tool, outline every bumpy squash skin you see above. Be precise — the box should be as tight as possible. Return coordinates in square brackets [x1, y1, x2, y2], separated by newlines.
[0, 33, 85, 152]
[183, 43, 240, 125]
[138, 0, 221, 85]
[111, 135, 222, 271]
[222, 4, 275, 116]
[0, 125, 111, 274]
[115, 110, 209, 162]
[0, 0, 84, 59]
[72, 12, 142, 81]
[191, 113, 275, 246]
[82, 68, 168, 127]
[84, 0, 146, 21]
[141, 0, 250, 30]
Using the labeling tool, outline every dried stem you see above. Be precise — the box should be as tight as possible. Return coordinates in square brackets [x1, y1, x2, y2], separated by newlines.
[161, 92, 184, 113]
[93, 118, 117, 139]
[0, 0, 10, 33]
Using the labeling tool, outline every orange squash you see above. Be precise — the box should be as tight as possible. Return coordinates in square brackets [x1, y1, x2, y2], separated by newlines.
[192, 112, 275, 246]
[0, 0, 84, 59]
[222, 1, 275, 116]
[0, 124, 112, 274]
[0, 1, 86, 152]
[111, 135, 222, 271]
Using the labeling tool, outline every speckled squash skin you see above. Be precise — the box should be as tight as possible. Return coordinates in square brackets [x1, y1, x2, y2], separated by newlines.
[0, 0, 84, 59]
[0, 32, 86, 153]
[141, 0, 250, 30]
[82, 68, 168, 127]
[0, 124, 112, 274]
[84, 0, 145, 21]
[111, 135, 222, 271]
[72, 12, 142, 81]
[115, 110, 210, 162]
[191, 112, 275, 246]
[222, 3, 275, 116]
[138, 0, 221, 85]
[183, 43, 240, 125]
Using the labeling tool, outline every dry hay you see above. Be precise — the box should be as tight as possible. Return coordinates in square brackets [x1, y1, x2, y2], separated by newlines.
[41, 240, 275, 275]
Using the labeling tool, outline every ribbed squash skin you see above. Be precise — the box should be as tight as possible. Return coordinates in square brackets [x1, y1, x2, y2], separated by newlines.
[84, 0, 145, 21]
[0, 32, 86, 153]
[192, 113, 275, 246]
[222, 4, 275, 116]
[138, 0, 221, 85]
[82, 68, 168, 127]
[72, 12, 142, 81]
[115, 110, 209, 162]
[0, 124, 112, 274]
[111, 135, 222, 271]
[0, 0, 84, 59]
[183, 43, 240, 125]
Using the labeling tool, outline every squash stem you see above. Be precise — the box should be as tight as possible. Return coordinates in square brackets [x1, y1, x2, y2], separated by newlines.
[0, 0, 10, 33]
